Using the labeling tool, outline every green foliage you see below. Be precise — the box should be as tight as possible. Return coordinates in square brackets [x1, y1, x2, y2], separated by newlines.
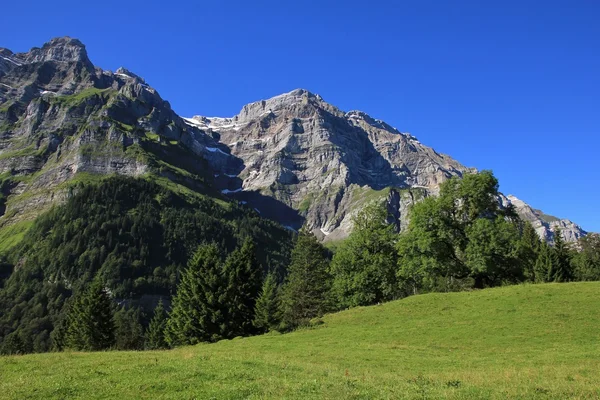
[3, 283, 600, 399]
[550, 228, 573, 282]
[0, 331, 26, 355]
[572, 233, 600, 281]
[114, 306, 144, 350]
[331, 202, 398, 307]
[534, 241, 553, 283]
[397, 171, 524, 292]
[253, 272, 280, 333]
[145, 300, 168, 350]
[0, 176, 292, 353]
[165, 244, 229, 345]
[517, 222, 542, 282]
[65, 280, 115, 351]
[465, 217, 522, 287]
[224, 239, 263, 337]
[280, 231, 333, 327]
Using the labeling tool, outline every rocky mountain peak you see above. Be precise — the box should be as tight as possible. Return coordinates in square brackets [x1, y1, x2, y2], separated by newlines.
[114, 67, 146, 84]
[345, 110, 401, 134]
[23, 37, 92, 66]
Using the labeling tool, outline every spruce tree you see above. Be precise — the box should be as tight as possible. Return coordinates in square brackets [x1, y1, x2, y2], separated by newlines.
[534, 241, 553, 283]
[253, 272, 281, 332]
[66, 280, 115, 351]
[224, 239, 262, 337]
[280, 231, 333, 328]
[165, 244, 229, 346]
[551, 228, 572, 282]
[114, 306, 144, 350]
[518, 222, 541, 282]
[145, 299, 168, 350]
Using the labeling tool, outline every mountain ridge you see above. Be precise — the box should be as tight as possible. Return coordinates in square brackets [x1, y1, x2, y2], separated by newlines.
[0, 37, 589, 244]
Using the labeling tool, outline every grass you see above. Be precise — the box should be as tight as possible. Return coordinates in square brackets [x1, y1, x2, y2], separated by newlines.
[2, 283, 600, 399]
[0, 219, 33, 254]
[49, 88, 114, 107]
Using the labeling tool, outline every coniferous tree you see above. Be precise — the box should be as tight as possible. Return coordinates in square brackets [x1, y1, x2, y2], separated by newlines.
[253, 272, 280, 332]
[518, 222, 542, 282]
[0, 332, 26, 355]
[114, 306, 144, 350]
[145, 299, 169, 350]
[280, 231, 332, 328]
[224, 239, 262, 337]
[165, 244, 229, 346]
[551, 228, 572, 282]
[534, 241, 553, 283]
[573, 233, 600, 281]
[65, 280, 115, 351]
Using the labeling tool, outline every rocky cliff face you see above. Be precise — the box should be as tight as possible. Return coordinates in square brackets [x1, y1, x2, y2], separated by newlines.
[188, 89, 588, 243]
[0, 37, 235, 226]
[500, 194, 587, 243]
[0, 38, 588, 244]
[186, 89, 473, 240]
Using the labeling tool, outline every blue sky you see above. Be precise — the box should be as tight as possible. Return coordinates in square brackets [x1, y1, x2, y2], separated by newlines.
[3, 0, 599, 231]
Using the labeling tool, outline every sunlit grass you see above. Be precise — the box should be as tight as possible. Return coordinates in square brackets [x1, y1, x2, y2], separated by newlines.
[2, 282, 599, 399]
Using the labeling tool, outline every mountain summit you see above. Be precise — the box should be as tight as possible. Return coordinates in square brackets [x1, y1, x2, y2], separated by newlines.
[0, 38, 588, 243]
[188, 89, 585, 242]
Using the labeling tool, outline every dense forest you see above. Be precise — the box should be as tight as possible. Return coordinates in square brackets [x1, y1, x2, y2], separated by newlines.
[0, 177, 292, 353]
[1, 172, 599, 355]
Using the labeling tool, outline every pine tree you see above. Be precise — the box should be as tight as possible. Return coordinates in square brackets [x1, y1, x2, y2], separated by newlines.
[518, 222, 541, 282]
[65, 280, 115, 351]
[551, 228, 572, 282]
[253, 272, 280, 332]
[114, 306, 144, 350]
[224, 239, 263, 337]
[1, 332, 26, 355]
[145, 299, 168, 350]
[165, 244, 229, 346]
[534, 241, 553, 283]
[280, 231, 333, 328]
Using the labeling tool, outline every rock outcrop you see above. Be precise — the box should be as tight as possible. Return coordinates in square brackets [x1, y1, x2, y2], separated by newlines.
[0, 38, 589, 244]
[0, 37, 233, 226]
[188, 89, 588, 242]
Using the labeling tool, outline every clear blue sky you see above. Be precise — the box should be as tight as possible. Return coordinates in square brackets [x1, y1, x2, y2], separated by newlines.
[3, 0, 599, 231]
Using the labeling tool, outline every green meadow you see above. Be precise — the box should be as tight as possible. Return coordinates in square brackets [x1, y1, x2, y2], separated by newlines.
[1, 282, 599, 399]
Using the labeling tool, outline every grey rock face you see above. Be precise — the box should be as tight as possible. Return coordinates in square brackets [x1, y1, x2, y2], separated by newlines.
[0, 37, 227, 227]
[501, 194, 587, 243]
[188, 89, 473, 239]
[190, 89, 587, 243]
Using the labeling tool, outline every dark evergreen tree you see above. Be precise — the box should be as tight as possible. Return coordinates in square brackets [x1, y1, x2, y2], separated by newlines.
[114, 306, 144, 350]
[0, 332, 26, 355]
[65, 280, 115, 351]
[551, 228, 572, 282]
[573, 233, 600, 281]
[165, 244, 229, 345]
[280, 231, 333, 328]
[253, 272, 280, 332]
[224, 239, 262, 337]
[518, 222, 542, 282]
[534, 241, 553, 283]
[145, 299, 169, 350]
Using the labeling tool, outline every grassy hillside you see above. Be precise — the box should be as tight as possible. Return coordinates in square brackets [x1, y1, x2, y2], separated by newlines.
[2, 282, 599, 399]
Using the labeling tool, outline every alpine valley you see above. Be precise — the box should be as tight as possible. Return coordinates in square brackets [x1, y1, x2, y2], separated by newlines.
[0, 37, 590, 353]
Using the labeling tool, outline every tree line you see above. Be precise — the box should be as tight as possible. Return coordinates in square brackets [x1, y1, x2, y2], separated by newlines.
[2, 172, 599, 354]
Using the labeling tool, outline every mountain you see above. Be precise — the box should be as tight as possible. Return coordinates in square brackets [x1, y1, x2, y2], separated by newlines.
[0, 37, 588, 245]
[0, 37, 245, 230]
[187, 89, 587, 242]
